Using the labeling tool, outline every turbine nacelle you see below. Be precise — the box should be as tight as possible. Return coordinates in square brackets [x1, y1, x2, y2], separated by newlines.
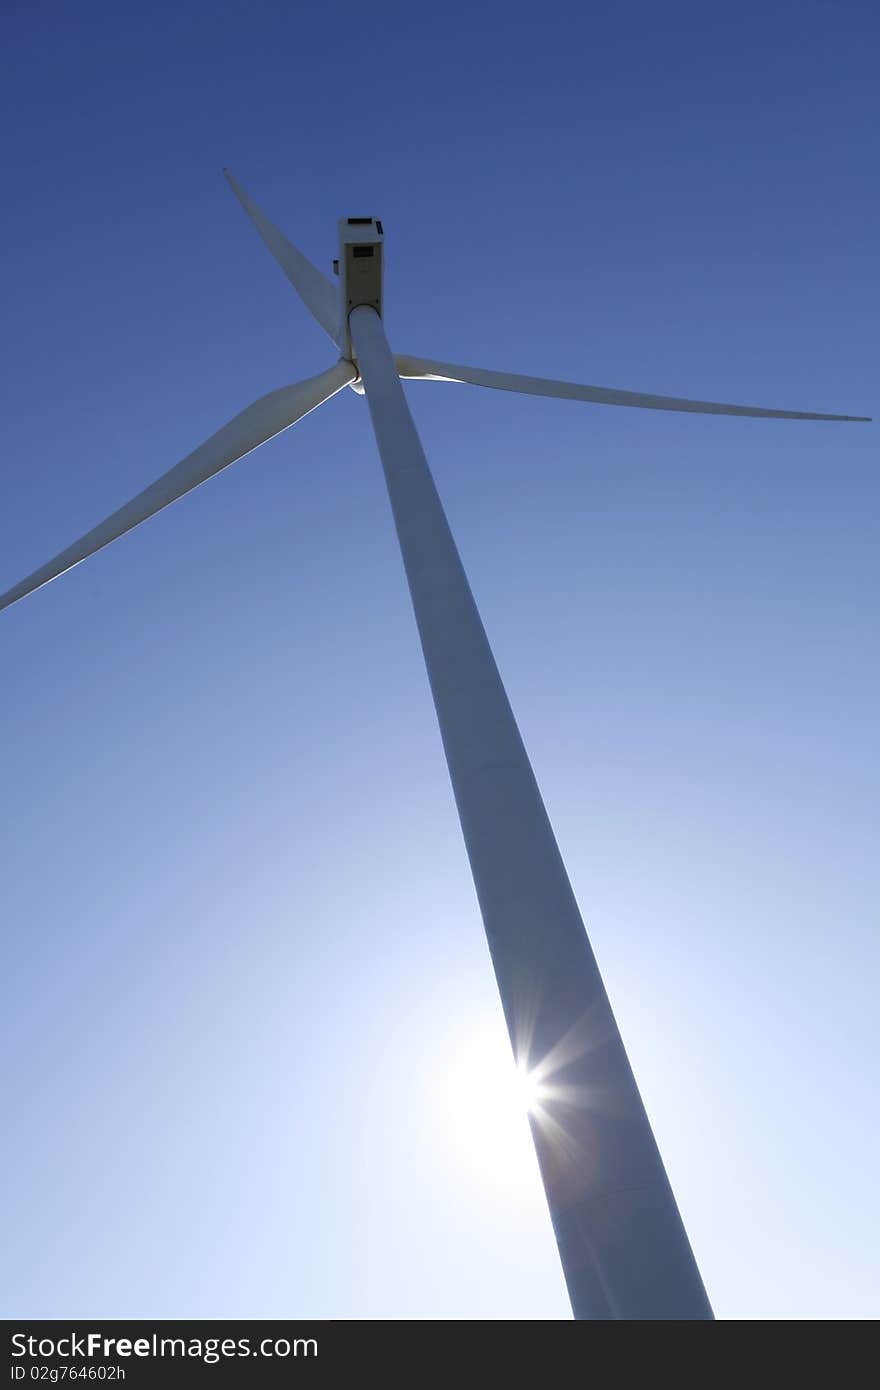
[335, 215, 384, 363]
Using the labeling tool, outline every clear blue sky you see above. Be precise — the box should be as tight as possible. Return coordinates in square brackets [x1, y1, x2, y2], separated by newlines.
[2, 0, 877, 1320]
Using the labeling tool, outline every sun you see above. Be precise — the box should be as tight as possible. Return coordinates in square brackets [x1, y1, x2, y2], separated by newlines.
[513, 1064, 548, 1115]
[427, 1015, 548, 1199]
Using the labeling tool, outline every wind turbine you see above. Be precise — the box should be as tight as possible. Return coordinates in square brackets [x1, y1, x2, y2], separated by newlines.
[2, 172, 869, 1321]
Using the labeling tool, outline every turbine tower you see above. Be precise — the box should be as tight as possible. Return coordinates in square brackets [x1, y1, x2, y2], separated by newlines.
[2, 174, 869, 1320]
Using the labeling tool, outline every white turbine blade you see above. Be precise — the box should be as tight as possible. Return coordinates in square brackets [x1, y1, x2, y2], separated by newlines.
[395, 354, 871, 423]
[0, 360, 355, 614]
[224, 170, 343, 350]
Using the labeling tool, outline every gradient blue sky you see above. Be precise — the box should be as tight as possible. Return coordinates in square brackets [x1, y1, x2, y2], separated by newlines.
[2, 0, 877, 1320]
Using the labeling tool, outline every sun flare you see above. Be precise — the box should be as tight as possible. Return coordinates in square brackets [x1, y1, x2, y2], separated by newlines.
[429, 1016, 549, 1200]
[513, 1064, 547, 1115]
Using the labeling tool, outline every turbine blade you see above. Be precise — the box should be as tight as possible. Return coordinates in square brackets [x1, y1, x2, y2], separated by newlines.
[395, 354, 871, 423]
[224, 169, 343, 349]
[0, 360, 355, 614]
